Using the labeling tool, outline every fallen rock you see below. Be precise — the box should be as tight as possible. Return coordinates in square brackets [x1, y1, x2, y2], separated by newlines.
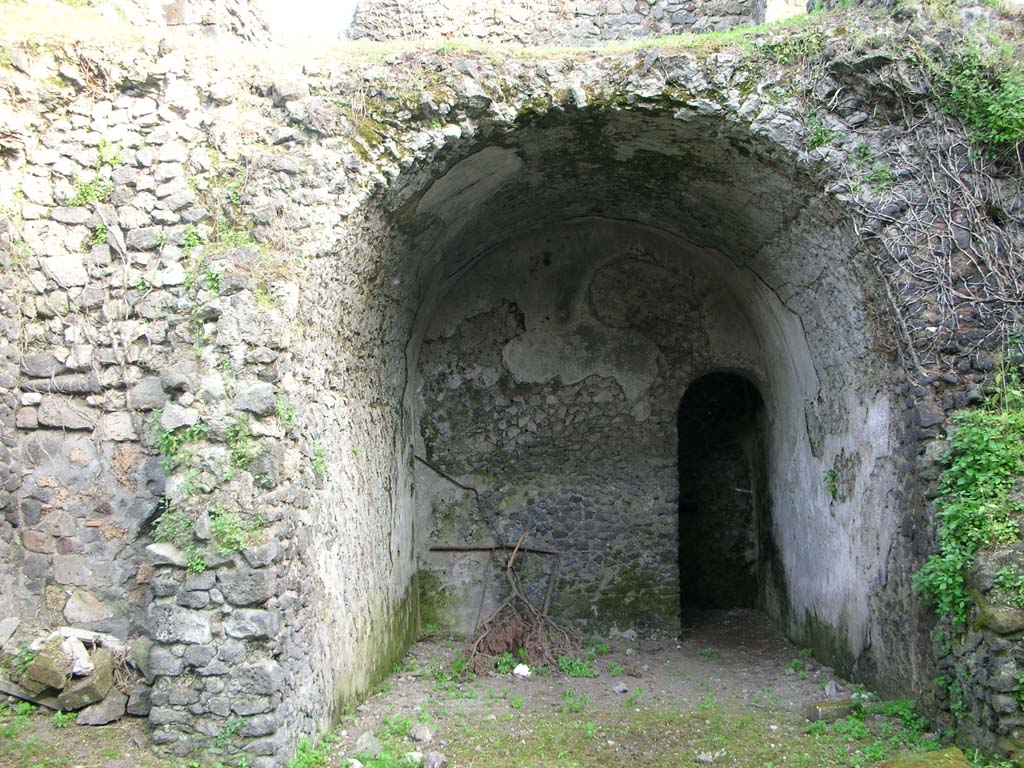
[24, 643, 72, 690]
[613, 682, 629, 694]
[58, 647, 113, 710]
[409, 723, 433, 743]
[350, 731, 381, 758]
[76, 689, 127, 725]
[423, 752, 448, 768]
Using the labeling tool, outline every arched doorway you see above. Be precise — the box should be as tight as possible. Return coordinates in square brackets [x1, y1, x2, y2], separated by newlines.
[677, 373, 769, 615]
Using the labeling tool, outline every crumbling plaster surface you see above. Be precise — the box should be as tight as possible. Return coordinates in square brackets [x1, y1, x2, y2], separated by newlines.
[1, 6, 1022, 761]
[405, 134, 896, 661]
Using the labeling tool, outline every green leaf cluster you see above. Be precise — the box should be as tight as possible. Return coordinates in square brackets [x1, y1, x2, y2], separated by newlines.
[913, 369, 1024, 624]
[944, 46, 1024, 159]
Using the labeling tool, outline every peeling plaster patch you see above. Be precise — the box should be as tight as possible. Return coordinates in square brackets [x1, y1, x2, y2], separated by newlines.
[502, 321, 659, 403]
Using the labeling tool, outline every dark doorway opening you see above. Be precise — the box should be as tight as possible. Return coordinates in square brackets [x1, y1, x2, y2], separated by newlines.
[677, 373, 767, 617]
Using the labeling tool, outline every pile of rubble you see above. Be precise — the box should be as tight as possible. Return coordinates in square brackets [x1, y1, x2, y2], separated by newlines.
[0, 617, 147, 725]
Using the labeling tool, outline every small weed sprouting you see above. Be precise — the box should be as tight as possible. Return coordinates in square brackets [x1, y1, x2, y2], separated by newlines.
[494, 651, 516, 675]
[607, 661, 624, 676]
[276, 397, 297, 427]
[213, 716, 245, 750]
[824, 468, 839, 499]
[560, 689, 589, 714]
[382, 714, 413, 737]
[698, 648, 717, 659]
[210, 505, 260, 555]
[68, 178, 112, 206]
[186, 547, 206, 573]
[150, 414, 208, 471]
[226, 416, 260, 470]
[805, 110, 838, 149]
[151, 502, 193, 550]
[96, 139, 123, 167]
[312, 442, 328, 478]
[862, 161, 894, 191]
[993, 564, 1024, 608]
[88, 224, 107, 246]
[10, 646, 36, 677]
[557, 655, 596, 678]
[50, 711, 75, 729]
[624, 687, 643, 708]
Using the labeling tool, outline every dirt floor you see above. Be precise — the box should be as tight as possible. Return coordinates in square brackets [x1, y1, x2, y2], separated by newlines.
[0, 609, 995, 768]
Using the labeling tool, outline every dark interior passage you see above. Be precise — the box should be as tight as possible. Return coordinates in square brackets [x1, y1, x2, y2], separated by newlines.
[677, 373, 766, 614]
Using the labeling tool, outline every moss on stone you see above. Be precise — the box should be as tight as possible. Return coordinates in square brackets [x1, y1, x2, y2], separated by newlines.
[332, 580, 418, 716]
[595, 566, 679, 631]
[792, 609, 856, 678]
[416, 569, 458, 633]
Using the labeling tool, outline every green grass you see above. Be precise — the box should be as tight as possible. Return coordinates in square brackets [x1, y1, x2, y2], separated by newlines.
[439, 703, 947, 768]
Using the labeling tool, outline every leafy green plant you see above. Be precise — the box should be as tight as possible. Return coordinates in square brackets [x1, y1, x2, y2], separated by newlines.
[494, 651, 516, 675]
[942, 45, 1024, 159]
[68, 178, 112, 206]
[151, 415, 208, 471]
[212, 716, 245, 750]
[151, 502, 192, 549]
[863, 161, 894, 191]
[1014, 672, 1024, 709]
[557, 655, 596, 678]
[560, 689, 589, 714]
[832, 715, 869, 740]
[625, 687, 643, 707]
[210, 505, 260, 554]
[226, 416, 259, 470]
[186, 546, 206, 573]
[312, 442, 328, 478]
[805, 110, 839, 149]
[287, 733, 335, 768]
[913, 365, 1024, 625]
[698, 648, 717, 659]
[509, 695, 524, 709]
[607, 661, 624, 676]
[10, 646, 36, 677]
[993, 564, 1024, 608]
[88, 224, 107, 246]
[276, 397, 297, 427]
[382, 714, 413, 737]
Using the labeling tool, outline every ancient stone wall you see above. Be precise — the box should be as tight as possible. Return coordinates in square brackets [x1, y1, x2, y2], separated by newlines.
[0, 3, 1023, 763]
[349, 0, 763, 44]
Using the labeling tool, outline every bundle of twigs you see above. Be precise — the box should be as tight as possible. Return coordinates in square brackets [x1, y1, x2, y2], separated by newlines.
[467, 535, 580, 674]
